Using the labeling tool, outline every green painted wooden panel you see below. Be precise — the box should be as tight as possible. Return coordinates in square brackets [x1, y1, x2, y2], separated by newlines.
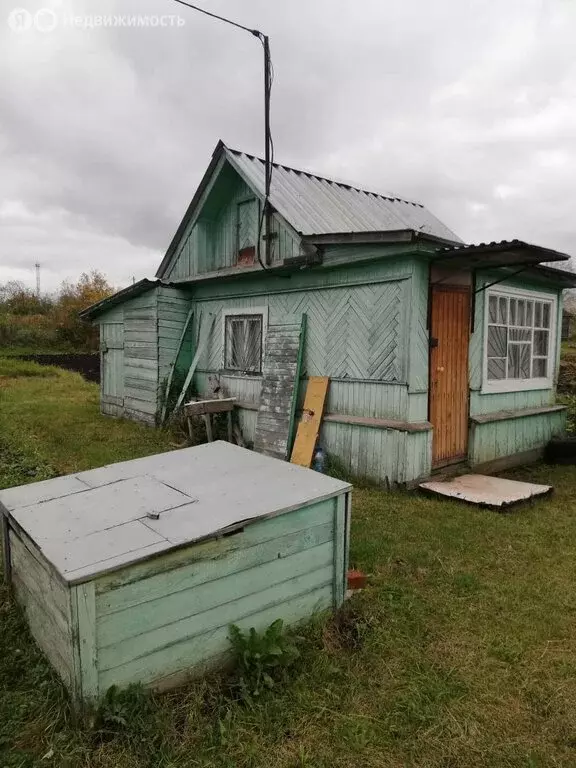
[98, 522, 333, 615]
[93, 497, 341, 692]
[165, 166, 297, 280]
[319, 421, 430, 484]
[192, 280, 407, 383]
[9, 532, 75, 690]
[97, 547, 333, 667]
[101, 323, 125, 415]
[98, 580, 333, 690]
[97, 498, 335, 592]
[470, 410, 566, 465]
[72, 582, 99, 702]
[406, 259, 429, 393]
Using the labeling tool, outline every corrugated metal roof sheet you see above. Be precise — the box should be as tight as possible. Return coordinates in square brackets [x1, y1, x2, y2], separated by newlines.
[225, 147, 462, 243]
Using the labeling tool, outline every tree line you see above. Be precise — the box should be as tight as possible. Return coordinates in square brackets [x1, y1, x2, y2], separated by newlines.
[0, 271, 114, 352]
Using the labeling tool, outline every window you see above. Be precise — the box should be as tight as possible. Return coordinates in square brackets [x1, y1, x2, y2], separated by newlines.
[223, 311, 264, 374]
[483, 287, 556, 392]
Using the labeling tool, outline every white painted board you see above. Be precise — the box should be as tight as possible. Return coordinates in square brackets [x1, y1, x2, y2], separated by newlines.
[420, 473, 551, 508]
[1, 442, 350, 584]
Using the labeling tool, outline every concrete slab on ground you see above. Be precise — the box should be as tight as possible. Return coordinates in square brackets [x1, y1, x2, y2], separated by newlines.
[419, 473, 552, 508]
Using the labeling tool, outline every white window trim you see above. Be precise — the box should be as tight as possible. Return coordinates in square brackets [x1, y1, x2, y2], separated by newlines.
[221, 306, 268, 375]
[481, 285, 557, 394]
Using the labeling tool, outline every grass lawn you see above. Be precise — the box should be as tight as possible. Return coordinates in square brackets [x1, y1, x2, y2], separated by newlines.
[2, 361, 576, 767]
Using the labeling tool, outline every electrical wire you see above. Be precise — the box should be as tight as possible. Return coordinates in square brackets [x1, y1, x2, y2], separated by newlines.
[171, 0, 274, 270]
[172, 0, 261, 37]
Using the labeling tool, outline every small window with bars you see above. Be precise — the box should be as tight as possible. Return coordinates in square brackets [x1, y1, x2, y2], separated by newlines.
[223, 313, 263, 374]
[484, 289, 555, 390]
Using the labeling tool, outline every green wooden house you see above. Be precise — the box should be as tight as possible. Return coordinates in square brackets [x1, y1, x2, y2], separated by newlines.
[82, 141, 576, 484]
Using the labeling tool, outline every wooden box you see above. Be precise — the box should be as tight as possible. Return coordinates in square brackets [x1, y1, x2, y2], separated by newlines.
[0, 442, 351, 704]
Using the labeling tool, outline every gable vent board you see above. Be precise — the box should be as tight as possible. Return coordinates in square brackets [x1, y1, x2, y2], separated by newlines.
[253, 315, 306, 460]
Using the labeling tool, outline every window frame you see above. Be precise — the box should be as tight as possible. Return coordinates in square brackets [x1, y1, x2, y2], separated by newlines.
[221, 306, 267, 377]
[481, 285, 558, 394]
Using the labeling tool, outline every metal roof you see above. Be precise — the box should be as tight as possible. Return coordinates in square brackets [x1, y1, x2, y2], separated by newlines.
[433, 239, 571, 270]
[0, 441, 350, 584]
[79, 279, 159, 321]
[226, 147, 462, 242]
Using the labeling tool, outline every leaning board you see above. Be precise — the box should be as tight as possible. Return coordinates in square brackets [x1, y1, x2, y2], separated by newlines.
[290, 376, 330, 467]
[253, 316, 306, 461]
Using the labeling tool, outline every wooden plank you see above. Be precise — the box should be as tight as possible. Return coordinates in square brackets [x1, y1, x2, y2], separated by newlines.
[10, 534, 70, 620]
[98, 520, 334, 617]
[184, 397, 236, 416]
[333, 494, 347, 608]
[253, 319, 305, 460]
[1, 508, 11, 584]
[470, 404, 566, 424]
[99, 583, 332, 690]
[172, 313, 215, 415]
[323, 413, 432, 433]
[13, 574, 75, 689]
[74, 583, 99, 702]
[98, 568, 333, 680]
[96, 498, 335, 595]
[98, 543, 333, 651]
[290, 377, 330, 467]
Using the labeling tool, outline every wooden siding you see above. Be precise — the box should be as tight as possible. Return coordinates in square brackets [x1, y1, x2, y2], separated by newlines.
[123, 293, 158, 425]
[192, 280, 408, 384]
[9, 532, 75, 691]
[319, 421, 431, 484]
[165, 168, 300, 280]
[157, 286, 194, 396]
[93, 498, 342, 691]
[469, 409, 566, 465]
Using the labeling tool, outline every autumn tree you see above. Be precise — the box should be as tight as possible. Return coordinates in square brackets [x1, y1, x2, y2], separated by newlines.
[53, 271, 114, 350]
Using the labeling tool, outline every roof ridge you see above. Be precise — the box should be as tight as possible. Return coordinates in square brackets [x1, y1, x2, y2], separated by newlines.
[224, 145, 424, 209]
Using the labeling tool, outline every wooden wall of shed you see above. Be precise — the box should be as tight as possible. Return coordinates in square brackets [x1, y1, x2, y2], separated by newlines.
[157, 285, 194, 404]
[164, 166, 300, 280]
[97, 286, 194, 426]
[8, 531, 76, 693]
[122, 292, 159, 424]
[89, 496, 347, 694]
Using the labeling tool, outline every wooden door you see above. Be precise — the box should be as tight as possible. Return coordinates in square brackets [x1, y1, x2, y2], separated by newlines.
[429, 286, 470, 468]
[101, 323, 124, 416]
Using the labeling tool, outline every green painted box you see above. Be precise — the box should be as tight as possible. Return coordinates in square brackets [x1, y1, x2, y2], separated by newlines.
[0, 442, 351, 704]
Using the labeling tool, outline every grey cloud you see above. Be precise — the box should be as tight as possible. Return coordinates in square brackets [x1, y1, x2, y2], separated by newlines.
[1, 0, 575, 292]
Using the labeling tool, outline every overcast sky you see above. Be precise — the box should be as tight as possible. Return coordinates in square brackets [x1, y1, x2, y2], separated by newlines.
[1, 0, 575, 292]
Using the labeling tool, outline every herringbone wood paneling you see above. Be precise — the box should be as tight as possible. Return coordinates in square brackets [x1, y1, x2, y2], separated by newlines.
[195, 280, 404, 382]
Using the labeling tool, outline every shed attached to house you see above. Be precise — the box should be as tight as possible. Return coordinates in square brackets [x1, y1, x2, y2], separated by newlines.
[83, 141, 576, 484]
[0, 441, 351, 704]
[86, 280, 194, 424]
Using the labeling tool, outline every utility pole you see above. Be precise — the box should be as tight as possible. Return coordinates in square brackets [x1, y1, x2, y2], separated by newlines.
[172, 0, 273, 266]
[35, 263, 41, 297]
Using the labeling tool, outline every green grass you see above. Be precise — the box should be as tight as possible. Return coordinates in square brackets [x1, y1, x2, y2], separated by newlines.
[3, 361, 576, 766]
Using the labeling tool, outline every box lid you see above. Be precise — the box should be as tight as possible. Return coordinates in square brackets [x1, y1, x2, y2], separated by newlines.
[0, 442, 350, 584]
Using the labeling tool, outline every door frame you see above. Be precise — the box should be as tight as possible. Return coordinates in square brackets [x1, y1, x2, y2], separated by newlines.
[428, 283, 471, 469]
